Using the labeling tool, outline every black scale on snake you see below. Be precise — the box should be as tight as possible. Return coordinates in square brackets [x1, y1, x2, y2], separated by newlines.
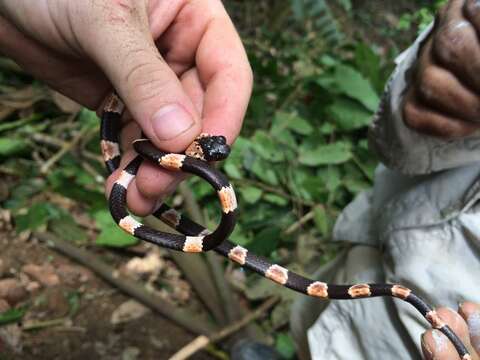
[100, 93, 471, 359]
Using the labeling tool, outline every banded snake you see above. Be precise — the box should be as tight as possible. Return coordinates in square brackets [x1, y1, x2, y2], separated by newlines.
[100, 93, 471, 359]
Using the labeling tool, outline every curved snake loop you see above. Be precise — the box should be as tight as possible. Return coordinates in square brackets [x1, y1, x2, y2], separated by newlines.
[101, 93, 471, 360]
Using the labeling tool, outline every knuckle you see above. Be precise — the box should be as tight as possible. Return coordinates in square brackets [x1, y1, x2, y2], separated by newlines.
[433, 25, 466, 66]
[124, 58, 171, 103]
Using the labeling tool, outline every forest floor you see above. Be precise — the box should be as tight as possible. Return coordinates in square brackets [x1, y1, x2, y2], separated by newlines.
[0, 0, 432, 359]
[0, 225, 211, 360]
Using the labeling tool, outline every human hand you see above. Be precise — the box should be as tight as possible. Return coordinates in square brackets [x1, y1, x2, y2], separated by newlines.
[422, 302, 480, 359]
[403, 0, 480, 138]
[0, 0, 252, 215]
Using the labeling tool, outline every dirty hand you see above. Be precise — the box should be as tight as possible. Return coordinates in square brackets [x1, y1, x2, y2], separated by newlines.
[403, 0, 480, 138]
[0, 0, 253, 215]
[422, 302, 480, 360]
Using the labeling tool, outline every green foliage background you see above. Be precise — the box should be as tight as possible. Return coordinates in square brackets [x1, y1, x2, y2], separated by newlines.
[0, 0, 446, 355]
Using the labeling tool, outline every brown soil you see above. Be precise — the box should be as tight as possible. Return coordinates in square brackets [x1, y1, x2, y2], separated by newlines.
[0, 230, 212, 360]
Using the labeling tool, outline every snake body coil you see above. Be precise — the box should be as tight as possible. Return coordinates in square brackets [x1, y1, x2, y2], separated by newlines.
[101, 93, 470, 359]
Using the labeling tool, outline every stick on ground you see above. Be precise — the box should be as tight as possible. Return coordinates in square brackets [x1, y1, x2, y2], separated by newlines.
[169, 296, 279, 360]
[34, 231, 216, 336]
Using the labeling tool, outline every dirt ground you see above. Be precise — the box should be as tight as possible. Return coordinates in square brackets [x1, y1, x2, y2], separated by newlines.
[0, 228, 212, 360]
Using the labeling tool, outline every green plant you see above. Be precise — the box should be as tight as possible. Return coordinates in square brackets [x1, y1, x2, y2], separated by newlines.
[397, 0, 447, 34]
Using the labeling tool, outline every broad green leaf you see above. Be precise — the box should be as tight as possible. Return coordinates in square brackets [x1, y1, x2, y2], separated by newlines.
[224, 163, 242, 180]
[333, 65, 379, 112]
[251, 131, 284, 162]
[299, 142, 352, 166]
[344, 178, 370, 195]
[248, 227, 280, 256]
[354, 43, 383, 92]
[0, 308, 25, 325]
[250, 158, 279, 186]
[328, 97, 372, 130]
[94, 210, 138, 247]
[239, 186, 263, 204]
[272, 111, 313, 136]
[264, 194, 288, 206]
[0, 138, 28, 156]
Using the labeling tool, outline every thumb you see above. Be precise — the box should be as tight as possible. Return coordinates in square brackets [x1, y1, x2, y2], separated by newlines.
[86, 2, 201, 151]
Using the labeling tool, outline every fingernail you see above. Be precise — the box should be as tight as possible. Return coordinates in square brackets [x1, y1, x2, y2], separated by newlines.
[152, 104, 194, 141]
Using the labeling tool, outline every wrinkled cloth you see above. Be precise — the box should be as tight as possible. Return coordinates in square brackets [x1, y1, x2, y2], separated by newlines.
[290, 24, 480, 360]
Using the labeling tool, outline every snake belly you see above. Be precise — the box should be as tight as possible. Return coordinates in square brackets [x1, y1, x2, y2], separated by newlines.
[100, 93, 471, 360]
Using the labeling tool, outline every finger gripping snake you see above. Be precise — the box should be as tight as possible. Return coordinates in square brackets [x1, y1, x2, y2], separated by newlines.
[101, 93, 470, 359]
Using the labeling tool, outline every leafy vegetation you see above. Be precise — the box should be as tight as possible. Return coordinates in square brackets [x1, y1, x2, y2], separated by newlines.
[0, 0, 442, 357]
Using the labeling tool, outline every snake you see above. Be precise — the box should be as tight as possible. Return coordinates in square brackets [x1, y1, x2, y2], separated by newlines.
[100, 92, 471, 360]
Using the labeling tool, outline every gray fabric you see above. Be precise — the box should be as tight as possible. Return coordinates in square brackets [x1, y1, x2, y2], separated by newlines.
[290, 24, 480, 360]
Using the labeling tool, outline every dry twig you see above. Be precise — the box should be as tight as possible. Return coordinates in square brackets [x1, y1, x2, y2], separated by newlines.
[34, 231, 216, 336]
[169, 296, 279, 360]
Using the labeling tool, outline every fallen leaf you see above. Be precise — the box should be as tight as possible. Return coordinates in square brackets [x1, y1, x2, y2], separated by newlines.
[0, 279, 27, 305]
[125, 251, 164, 278]
[110, 300, 150, 325]
[22, 264, 60, 287]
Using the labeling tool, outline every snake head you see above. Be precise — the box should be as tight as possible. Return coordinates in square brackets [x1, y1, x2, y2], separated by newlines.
[197, 135, 230, 161]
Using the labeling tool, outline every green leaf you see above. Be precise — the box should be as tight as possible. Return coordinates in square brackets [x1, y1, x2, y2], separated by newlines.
[229, 224, 250, 247]
[0, 308, 25, 325]
[344, 178, 370, 195]
[15, 203, 62, 232]
[322, 166, 342, 193]
[50, 215, 88, 244]
[248, 227, 281, 256]
[299, 142, 352, 166]
[333, 65, 379, 112]
[272, 111, 313, 136]
[337, 0, 352, 11]
[239, 186, 263, 204]
[224, 163, 242, 180]
[275, 333, 296, 360]
[264, 194, 288, 206]
[0, 138, 28, 156]
[251, 131, 284, 162]
[250, 158, 279, 186]
[327, 97, 372, 130]
[77, 108, 99, 129]
[94, 210, 138, 248]
[313, 206, 330, 236]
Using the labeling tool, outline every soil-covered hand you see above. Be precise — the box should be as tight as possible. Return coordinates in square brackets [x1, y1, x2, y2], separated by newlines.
[0, 0, 252, 215]
[403, 0, 480, 138]
[422, 302, 480, 360]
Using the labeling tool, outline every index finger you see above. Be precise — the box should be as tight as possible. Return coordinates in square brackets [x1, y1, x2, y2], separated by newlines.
[195, 4, 253, 144]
